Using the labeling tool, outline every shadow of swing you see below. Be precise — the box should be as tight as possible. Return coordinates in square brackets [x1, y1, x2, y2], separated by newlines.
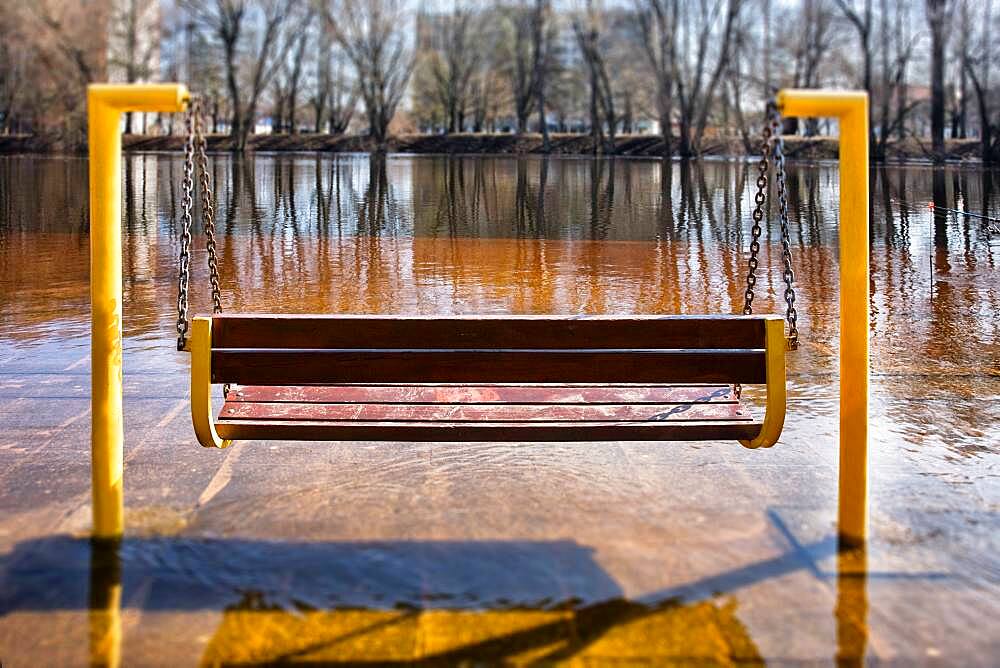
[0, 511, 946, 666]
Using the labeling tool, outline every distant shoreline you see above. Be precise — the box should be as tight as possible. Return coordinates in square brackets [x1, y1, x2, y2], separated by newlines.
[0, 132, 984, 163]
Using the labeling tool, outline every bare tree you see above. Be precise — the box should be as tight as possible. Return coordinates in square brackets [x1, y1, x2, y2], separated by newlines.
[186, 0, 299, 150]
[724, 5, 753, 149]
[963, 0, 998, 161]
[533, 0, 553, 150]
[0, 14, 31, 134]
[950, 0, 971, 139]
[793, 0, 834, 135]
[29, 1, 104, 88]
[872, 0, 918, 154]
[309, 22, 333, 133]
[163, 4, 228, 133]
[309, 22, 358, 134]
[326, 55, 359, 134]
[636, 0, 678, 156]
[22, 0, 110, 142]
[273, 8, 315, 133]
[420, 3, 481, 133]
[322, 0, 413, 151]
[925, 0, 950, 159]
[287, 9, 314, 133]
[108, 0, 160, 133]
[834, 0, 875, 148]
[501, 1, 541, 134]
[573, 0, 618, 153]
[672, 0, 744, 156]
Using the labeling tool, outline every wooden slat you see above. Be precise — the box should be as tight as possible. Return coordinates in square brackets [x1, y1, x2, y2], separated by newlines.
[214, 419, 764, 442]
[218, 401, 752, 423]
[210, 314, 771, 350]
[229, 384, 739, 405]
[211, 349, 766, 385]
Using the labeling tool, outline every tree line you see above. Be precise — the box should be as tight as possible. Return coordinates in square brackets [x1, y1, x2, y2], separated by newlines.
[0, 0, 997, 161]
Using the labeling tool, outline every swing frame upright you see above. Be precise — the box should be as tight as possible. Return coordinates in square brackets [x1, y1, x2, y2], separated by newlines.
[86, 84, 869, 546]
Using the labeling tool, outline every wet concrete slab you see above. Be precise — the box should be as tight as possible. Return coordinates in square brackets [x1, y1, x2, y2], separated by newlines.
[1, 376, 997, 665]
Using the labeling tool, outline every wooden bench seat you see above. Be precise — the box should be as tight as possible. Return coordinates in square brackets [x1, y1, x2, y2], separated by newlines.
[215, 383, 760, 442]
[189, 315, 786, 449]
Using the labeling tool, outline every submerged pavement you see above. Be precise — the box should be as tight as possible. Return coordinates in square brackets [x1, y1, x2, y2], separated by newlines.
[0, 354, 996, 665]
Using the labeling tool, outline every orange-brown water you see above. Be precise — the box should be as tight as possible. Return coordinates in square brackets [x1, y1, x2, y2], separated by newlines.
[0, 153, 997, 665]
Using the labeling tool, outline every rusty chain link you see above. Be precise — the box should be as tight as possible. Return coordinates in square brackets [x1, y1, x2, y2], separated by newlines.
[768, 103, 800, 350]
[194, 103, 223, 315]
[175, 105, 197, 350]
[740, 99, 799, 346]
[742, 123, 772, 318]
[176, 96, 223, 351]
[736, 99, 801, 398]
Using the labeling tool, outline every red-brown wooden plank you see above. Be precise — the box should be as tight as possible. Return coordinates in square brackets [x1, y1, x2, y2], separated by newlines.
[218, 401, 753, 423]
[229, 384, 739, 405]
[210, 349, 766, 385]
[213, 419, 764, 442]
[210, 314, 773, 350]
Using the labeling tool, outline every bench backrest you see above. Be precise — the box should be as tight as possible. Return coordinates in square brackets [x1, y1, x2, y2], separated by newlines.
[207, 314, 780, 386]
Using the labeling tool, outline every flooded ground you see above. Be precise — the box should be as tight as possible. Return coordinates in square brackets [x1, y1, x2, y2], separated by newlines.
[0, 153, 997, 665]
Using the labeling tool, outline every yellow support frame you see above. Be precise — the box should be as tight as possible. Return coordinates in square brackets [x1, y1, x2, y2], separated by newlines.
[88, 84, 189, 540]
[778, 90, 870, 546]
[86, 85, 868, 546]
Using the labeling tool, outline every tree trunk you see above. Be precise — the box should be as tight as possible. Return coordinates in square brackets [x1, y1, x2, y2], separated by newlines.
[876, 0, 891, 159]
[224, 36, 242, 150]
[623, 92, 633, 134]
[927, 0, 949, 160]
[533, 0, 550, 152]
[677, 117, 692, 158]
[589, 68, 601, 155]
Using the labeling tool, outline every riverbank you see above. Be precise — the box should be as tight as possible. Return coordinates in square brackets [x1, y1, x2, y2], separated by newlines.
[0, 131, 983, 162]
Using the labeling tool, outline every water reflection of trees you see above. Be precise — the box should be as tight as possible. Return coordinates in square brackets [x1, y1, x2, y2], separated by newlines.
[182, 154, 997, 380]
[1, 156, 997, 386]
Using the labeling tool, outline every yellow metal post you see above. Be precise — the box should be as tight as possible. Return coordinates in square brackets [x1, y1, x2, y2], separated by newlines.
[88, 84, 188, 539]
[777, 90, 870, 546]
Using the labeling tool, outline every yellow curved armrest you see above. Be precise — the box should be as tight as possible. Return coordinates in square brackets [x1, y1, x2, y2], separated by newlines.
[190, 317, 232, 449]
[740, 317, 787, 449]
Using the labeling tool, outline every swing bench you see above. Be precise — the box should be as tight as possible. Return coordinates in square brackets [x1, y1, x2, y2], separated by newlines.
[177, 98, 796, 452]
[189, 313, 786, 449]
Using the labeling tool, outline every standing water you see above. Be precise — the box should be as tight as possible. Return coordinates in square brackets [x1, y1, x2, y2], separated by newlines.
[0, 153, 997, 664]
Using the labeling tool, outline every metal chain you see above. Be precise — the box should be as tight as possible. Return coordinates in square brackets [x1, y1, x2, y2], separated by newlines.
[740, 99, 800, 347]
[735, 99, 802, 398]
[193, 100, 223, 314]
[742, 123, 772, 316]
[768, 104, 800, 350]
[175, 106, 197, 350]
[176, 96, 225, 352]
[192, 99, 230, 396]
